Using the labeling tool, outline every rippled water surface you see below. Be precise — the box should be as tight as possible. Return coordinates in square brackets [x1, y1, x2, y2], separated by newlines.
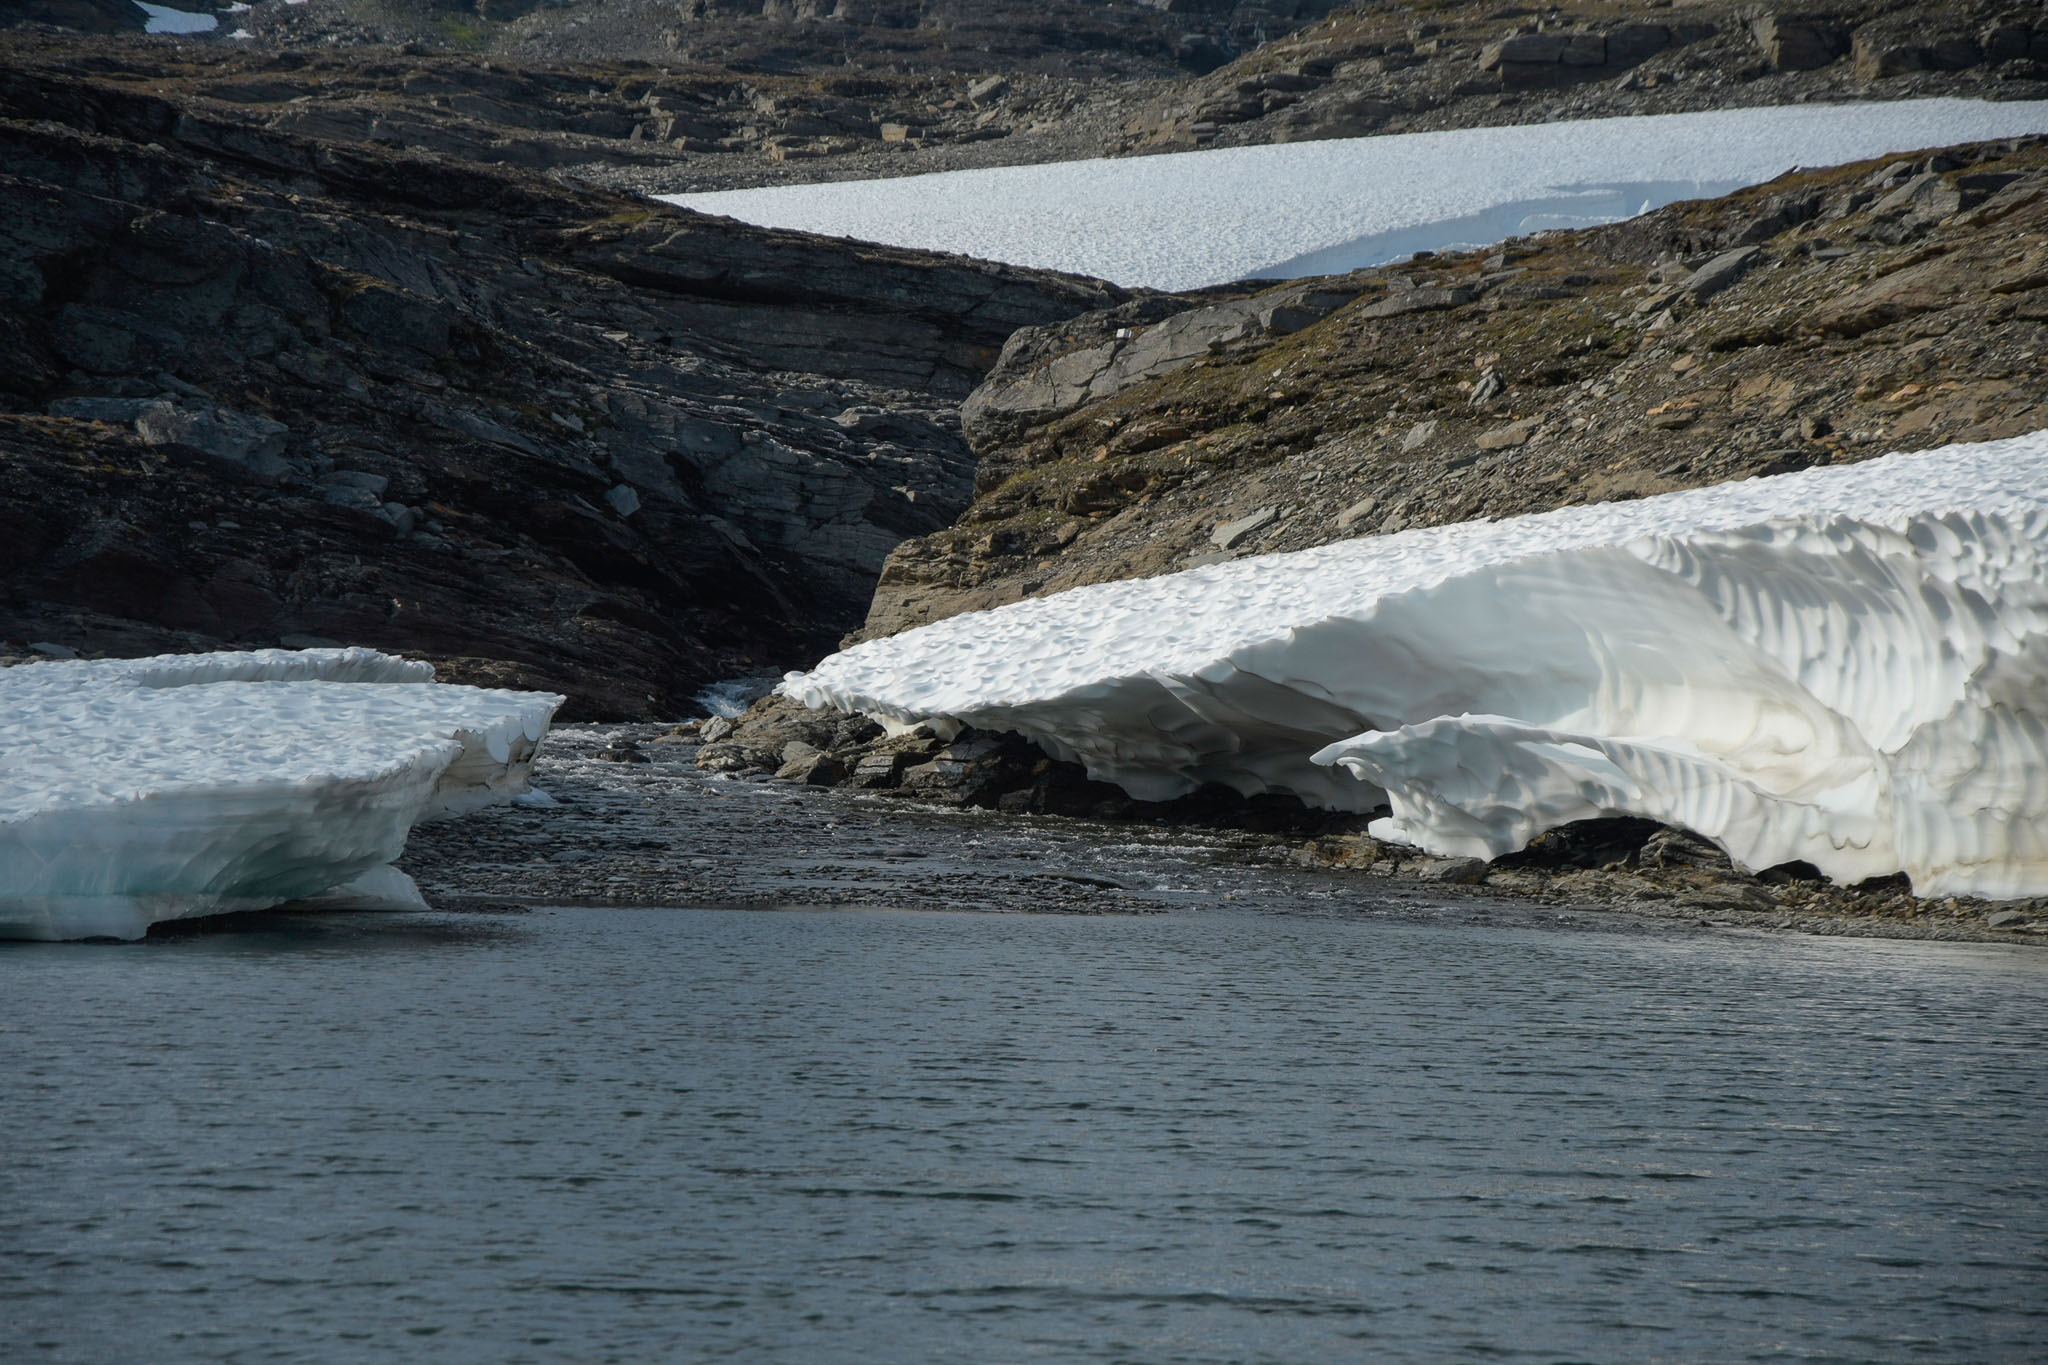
[7, 906, 2046, 1363]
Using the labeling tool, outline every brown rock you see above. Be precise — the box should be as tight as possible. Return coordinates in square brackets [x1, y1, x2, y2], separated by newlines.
[1748, 15, 1848, 72]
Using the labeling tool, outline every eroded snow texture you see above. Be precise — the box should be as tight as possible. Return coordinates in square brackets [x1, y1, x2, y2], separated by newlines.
[783, 434, 2048, 899]
[0, 649, 561, 940]
[662, 100, 2048, 290]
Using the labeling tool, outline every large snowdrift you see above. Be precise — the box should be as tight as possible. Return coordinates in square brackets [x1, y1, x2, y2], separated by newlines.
[782, 434, 2048, 899]
[0, 649, 561, 941]
[662, 100, 2048, 290]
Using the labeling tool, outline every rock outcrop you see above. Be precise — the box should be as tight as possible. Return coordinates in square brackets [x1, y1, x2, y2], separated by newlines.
[0, 39, 1123, 715]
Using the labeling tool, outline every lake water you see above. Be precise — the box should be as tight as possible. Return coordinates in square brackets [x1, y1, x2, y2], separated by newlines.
[6, 904, 2046, 1363]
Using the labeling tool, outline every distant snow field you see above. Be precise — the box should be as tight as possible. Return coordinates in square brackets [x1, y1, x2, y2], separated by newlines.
[0, 650, 561, 941]
[784, 434, 2048, 900]
[664, 100, 2048, 290]
[134, 2, 219, 34]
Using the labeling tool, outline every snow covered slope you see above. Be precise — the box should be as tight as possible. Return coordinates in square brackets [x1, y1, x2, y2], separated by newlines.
[0, 649, 561, 941]
[663, 100, 2048, 290]
[782, 434, 2048, 899]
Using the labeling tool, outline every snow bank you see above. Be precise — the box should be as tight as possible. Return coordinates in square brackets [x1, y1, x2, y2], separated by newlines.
[662, 100, 2048, 290]
[782, 434, 2048, 899]
[0, 649, 562, 941]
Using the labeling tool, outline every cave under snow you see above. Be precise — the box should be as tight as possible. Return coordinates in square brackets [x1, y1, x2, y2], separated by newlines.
[782, 433, 2048, 900]
[0, 649, 561, 941]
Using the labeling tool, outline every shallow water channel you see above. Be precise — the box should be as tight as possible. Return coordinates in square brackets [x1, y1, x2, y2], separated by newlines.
[7, 891, 2046, 1363]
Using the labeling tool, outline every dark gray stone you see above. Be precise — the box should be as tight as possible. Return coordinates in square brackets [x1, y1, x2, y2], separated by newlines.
[1680, 247, 1763, 302]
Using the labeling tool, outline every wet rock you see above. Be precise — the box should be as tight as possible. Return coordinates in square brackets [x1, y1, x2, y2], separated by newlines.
[695, 742, 777, 773]
[1678, 884, 1778, 912]
[1417, 857, 1490, 885]
[776, 751, 847, 784]
[850, 751, 912, 788]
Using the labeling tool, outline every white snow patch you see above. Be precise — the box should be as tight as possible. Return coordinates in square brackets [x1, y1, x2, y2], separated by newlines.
[662, 101, 2048, 290]
[135, 2, 218, 33]
[0, 649, 563, 941]
[782, 434, 2048, 899]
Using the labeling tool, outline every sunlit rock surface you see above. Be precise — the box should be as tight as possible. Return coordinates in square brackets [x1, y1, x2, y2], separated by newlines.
[0, 649, 561, 940]
[783, 434, 2048, 899]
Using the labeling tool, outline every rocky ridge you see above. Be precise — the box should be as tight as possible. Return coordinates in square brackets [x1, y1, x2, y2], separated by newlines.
[1120, 1, 2048, 152]
[23, 3, 2045, 201]
[0, 38, 1127, 714]
[171, 0, 1349, 78]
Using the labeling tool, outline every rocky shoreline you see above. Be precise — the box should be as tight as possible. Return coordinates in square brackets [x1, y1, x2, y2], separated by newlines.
[392, 722, 2048, 946]
[7, 9, 2046, 930]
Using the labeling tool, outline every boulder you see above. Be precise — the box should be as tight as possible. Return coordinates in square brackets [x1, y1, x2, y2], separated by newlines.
[1872, 173, 1964, 221]
[1748, 15, 1849, 72]
[1212, 506, 1277, 550]
[1417, 857, 1490, 885]
[963, 284, 1358, 447]
[1360, 285, 1473, 319]
[1475, 418, 1539, 450]
[1853, 26, 1983, 80]
[776, 751, 847, 784]
[850, 751, 911, 787]
[1680, 246, 1763, 302]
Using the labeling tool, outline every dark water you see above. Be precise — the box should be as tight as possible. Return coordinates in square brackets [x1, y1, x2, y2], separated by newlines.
[6, 905, 2046, 1364]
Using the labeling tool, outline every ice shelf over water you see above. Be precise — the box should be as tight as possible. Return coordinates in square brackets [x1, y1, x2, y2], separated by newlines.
[783, 434, 2048, 899]
[0, 649, 562, 941]
[664, 100, 2048, 290]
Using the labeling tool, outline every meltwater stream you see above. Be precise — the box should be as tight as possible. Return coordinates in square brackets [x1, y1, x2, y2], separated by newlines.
[6, 904, 2045, 1363]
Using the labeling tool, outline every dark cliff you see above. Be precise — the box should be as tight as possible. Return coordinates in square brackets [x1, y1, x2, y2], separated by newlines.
[0, 40, 1123, 715]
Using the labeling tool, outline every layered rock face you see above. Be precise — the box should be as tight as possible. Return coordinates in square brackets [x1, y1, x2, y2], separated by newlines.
[0, 41, 1122, 715]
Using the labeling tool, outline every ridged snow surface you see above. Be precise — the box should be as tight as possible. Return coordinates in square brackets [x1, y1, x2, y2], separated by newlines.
[0, 649, 562, 941]
[663, 100, 2048, 290]
[783, 434, 2048, 899]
